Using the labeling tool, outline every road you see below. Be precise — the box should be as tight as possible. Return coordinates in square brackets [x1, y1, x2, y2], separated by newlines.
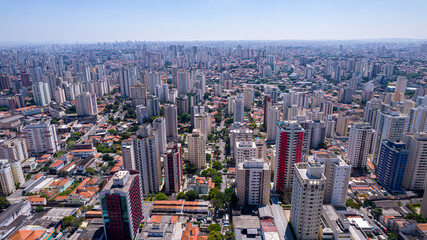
[359, 207, 387, 237]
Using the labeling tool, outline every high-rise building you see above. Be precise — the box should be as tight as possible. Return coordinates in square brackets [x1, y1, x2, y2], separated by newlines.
[313, 152, 351, 207]
[266, 106, 280, 142]
[214, 84, 222, 96]
[375, 140, 409, 194]
[194, 112, 212, 141]
[255, 139, 267, 160]
[325, 115, 335, 138]
[22, 119, 59, 155]
[393, 76, 408, 102]
[347, 123, 374, 168]
[0, 74, 11, 90]
[75, 92, 98, 116]
[310, 120, 326, 149]
[164, 143, 183, 194]
[335, 114, 349, 136]
[274, 121, 304, 192]
[130, 83, 147, 107]
[0, 160, 16, 195]
[53, 86, 66, 104]
[176, 95, 189, 115]
[132, 124, 161, 194]
[121, 139, 134, 170]
[402, 133, 427, 190]
[405, 106, 427, 133]
[119, 67, 137, 99]
[165, 104, 178, 140]
[100, 170, 143, 240]
[177, 70, 189, 96]
[0, 138, 28, 162]
[187, 129, 206, 170]
[10, 161, 25, 186]
[421, 190, 427, 219]
[243, 88, 254, 110]
[234, 141, 257, 164]
[190, 105, 206, 127]
[32, 82, 51, 106]
[320, 101, 333, 116]
[153, 117, 167, 153]
[290, 162, 326, 240]
[230, 122, 253, 154]
[146, 95, 160, 117]
[136, 105, 148, 124]
[263, 96, 272, 127]
[233, 95, 244, 123]
[236, 159, 271, 206]
[372, 109, 407, 165]
[364, 99, 382, 128]
[295, 115, 313, 155]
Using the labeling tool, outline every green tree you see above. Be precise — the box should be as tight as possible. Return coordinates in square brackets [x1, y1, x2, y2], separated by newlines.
[155, 193, 169, 200]
[108, 129, 117, 135]
[404, 213, 427, 223]
[35, 205, 44, 212]
[212, 176, 223, 187]
[225, 188, 239, 207]
[346, 198, 361, 209]
[102, 154, 114, 162]
[207, 224, 222, 232]
[212, 161, 223, 170]
[208, 231, 225, 240]
[177, 192, 186, 200]
[185, 190, 199, 201]
[388, 233, 398, 240]
[0, 196, 11, 211]
[180, 113, 191, 123]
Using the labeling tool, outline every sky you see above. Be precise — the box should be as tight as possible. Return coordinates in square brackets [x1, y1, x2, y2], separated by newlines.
[0, 0, 426, 42]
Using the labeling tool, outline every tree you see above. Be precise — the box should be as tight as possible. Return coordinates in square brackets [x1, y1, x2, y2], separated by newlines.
[155, 193, 169, 200]
[212, 176, 223, 187]
[184, 161, 196, 175]
[208, 187, 225, 209]
[208, 231, 225, 240]
[388, 233, 398, 240]
[35, 205, 44, 212]
[180, 113, 191, 123]
[373, 208, 382, 218]
[214, 112, 223, 124]
[108, 129, 117, 135]
[102, 154, 114, 162]
[177, 192, 186, 200]
[185, 190, 199, 201]
[346, 198, 361, 209]
[62, 216, 84, 229]
[206, 154, 212, 162]
[207, 224, 222, 232]
[224, 188, 238, 207]
[0, 196, 10, 211]
[212, 161, 223, 170]
[65, 105, 76, 114]
[404, 213, 427, 223]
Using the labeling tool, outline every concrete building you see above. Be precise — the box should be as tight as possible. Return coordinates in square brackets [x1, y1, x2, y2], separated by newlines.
[132, 124, 161, 194]
[347, 123, 374, 168]
[32, 82, 51, 106]
[234, 141, 257, 164]
[405, 106, 427, 133]
[119, 67, 137, 99]
[230, 122, 253, 153]
[0, 138, 28, 162]
[243, 88, 254, 110]
[313, 152, 351, 207]
[372, 109, 408, 165]
[364, 99, 382, 128]
[187, 129, 206, 170]
[146, 95, 160, 117]
[164, 143, 183, 194]
[236, 159, 271, 206]
[194, 112, 211, 141]
[376, 140, 409, 194]
[99, 170, 143, 240]
[22, 119, 59, 155]
[76, 92, 98, 116]
[153, 117, 167, 153]
[165, 104, 178, 140]
[10, 160, 25, 186]
[0, 160, 16, 195]
[296, 115, 313, 155]
[336, 114, 349, 137]
[393, 76, 408, 102]
[402, 133, 427, 190]
[266, 106, 280, 142]
[130, 83, 147, 107]
[255, 139, 267, 160]
[274, 121, 304, 192]
[121, 139, 134, 170]
[136, 105, 148, 124]
[290, 162, 326, 240]
[310, 120, 326, 149]
[53, 86, 66, 104]
[233, 95, 244, 123]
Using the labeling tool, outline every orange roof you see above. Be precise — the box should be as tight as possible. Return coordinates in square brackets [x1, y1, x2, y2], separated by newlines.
[57, 178, 70, 187]
[171, 215, 178, 224]
[79, 191, 95, 198]
[49, 180, 59, 187]
[32, 174, 44, 180]
[182, 223, 200, 240]
[50, 160, 63, 168]
[418, 223, 427, 232]
[86, 178, 99, 185]
[71, 149, 95, 152]
[8, 230, 45, 240]
[150, 215, 162, 223]
[55, 196, 68, 201]
[72, 177, 90, 194]
[29, 197, 46, 203]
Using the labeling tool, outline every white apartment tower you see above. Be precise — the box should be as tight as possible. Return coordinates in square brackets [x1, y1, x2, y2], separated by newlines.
[165, 104, 178, 140]
[233, 95, 244, 123]
[234, 141, 257, 164]
[22, 119, 59, 155]
[76, 92, 98, 116]
[313, 152, 351, 207]
[347, 123, 374, 168]
[290, 162, 326, 240]
[236, 159, 271, 206]
[266, 106, 280, 142]
[402, 133, 427, 190]
[132, 124, 161, 194]
[153, 117, 167, 154]
[187, 129, 206, 170]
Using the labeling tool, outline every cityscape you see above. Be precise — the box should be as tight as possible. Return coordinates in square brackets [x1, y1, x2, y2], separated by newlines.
[1, 1, 427, 240]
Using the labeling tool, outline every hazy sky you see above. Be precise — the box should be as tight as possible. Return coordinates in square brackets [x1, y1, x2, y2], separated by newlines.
[0, 0, 426, 42]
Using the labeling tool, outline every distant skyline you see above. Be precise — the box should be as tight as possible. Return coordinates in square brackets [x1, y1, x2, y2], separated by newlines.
[1, 0, 427, 42]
